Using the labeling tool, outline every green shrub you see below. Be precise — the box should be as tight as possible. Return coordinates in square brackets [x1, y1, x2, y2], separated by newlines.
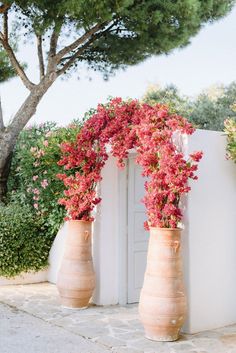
[3, 121, 86, 277]
[224, 118, 236, 162]
[0, 203, 53, 277]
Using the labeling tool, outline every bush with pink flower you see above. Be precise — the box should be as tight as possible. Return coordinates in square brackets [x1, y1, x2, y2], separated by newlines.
[8, 121, 84, 235]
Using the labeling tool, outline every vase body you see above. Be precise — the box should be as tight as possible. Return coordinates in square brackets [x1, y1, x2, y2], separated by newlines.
[139, 227, 187, 341]
[57, 220, 95, 308]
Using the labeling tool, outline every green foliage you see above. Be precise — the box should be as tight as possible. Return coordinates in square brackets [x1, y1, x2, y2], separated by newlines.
[8, 0, 235, 75]
[8, 121, 83, 237]
[190, 83, 236, 131]
[224, 118, 236, 162]
[142, 84, 191, 117]
[0, 203, 53, 277]
[142, 82, 236, 131]
[0, 37, 26, 83]
[0, 48, 16, 82]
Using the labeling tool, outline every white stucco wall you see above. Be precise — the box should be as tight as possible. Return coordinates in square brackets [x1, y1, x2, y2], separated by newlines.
[182, 129, 236, 333]
[0, 270, 48, 286]
[47, 223, 67, 283]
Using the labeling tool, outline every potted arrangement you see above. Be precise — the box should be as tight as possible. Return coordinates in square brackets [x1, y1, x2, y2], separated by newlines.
[56, 219, 96, 308]
[136, 110, 203, 341]
[56, 98, 141, 308]
[56, 138, 101, 308]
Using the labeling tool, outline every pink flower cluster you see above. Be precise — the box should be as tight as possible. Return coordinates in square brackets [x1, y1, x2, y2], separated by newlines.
[58, 98, 202, 228]
[58, 98, 140, 221]
[134, 104, 202, 228]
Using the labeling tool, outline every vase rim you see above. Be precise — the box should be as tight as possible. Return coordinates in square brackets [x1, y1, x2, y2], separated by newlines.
[67, 219, 93, 224]
[149, 226, 182, 231]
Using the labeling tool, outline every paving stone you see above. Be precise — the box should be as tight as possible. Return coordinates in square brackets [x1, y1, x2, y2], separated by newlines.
[220, 333, 236, 345]
[112, 327, 131, 334]
[73, 323, 110, 338]
[128, 337, 168, 352]
[95, 335, 125, 348]
[169, 343, 196, 352]
[1, 283, 236, 353]
[105, 318, 137, 330]
[112, 347, 143, 353]
[0, 302, 111, 353]
[116, 331, 144, 341]
[190, 337, 227, 353]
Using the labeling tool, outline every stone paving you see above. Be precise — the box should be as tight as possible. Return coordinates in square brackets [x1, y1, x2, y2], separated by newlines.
[0, 283, 236, 353]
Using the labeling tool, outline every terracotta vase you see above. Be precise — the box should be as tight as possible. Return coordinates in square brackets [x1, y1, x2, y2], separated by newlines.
[57, 220, 95, 308]
[139, 227, 187, 341]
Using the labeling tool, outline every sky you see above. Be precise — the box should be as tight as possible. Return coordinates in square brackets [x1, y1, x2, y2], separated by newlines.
[1, 5, 236, 126]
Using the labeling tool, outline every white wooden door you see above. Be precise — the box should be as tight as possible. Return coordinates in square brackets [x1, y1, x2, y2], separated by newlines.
[127, 155, 149, 303]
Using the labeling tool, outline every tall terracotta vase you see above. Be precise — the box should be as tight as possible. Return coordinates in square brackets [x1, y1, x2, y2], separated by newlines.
[57, 220, 95, 308]
[139, 227, 187, 341]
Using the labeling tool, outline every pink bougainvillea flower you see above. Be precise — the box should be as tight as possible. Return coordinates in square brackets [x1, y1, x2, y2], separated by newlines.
[32, 175, 38, 181]
[190, 151, 203, 162]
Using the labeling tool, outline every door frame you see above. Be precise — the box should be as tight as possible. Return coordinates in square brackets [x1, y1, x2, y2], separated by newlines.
[118, 151, 139, 305]
[117, 160, 129, 305]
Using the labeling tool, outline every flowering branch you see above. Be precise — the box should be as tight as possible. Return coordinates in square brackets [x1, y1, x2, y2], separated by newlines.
[58, 99, 202, 228]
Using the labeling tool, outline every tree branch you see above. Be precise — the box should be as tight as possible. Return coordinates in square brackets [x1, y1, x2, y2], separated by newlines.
[49, 26, 60, 57]
[3, 10, 8, 40]
[36, 34, 45, 80]
[0, 3, 10, 14]
[0, 32, 35, 91]
[56, 43, 90, 76]
[8, 78, 54, 136]
[56, 22, 116, 76]
[0, 96, 4, 130]
[47, 24, 61, 73]
[55, 23, 106, 62]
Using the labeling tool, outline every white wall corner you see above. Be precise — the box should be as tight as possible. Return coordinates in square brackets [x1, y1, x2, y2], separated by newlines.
[47, 223, 67, 284]
[185, 129, 236, 333]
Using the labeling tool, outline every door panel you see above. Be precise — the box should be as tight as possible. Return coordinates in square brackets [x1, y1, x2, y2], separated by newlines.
[127, 156, 149, 303]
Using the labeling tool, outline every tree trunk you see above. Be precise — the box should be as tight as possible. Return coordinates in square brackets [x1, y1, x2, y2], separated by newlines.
[0, 76, 55, 202]
[0, 150, 12, 203]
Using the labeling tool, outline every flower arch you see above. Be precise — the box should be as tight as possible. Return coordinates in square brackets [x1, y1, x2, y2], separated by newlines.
[57, 98, 202, 229]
